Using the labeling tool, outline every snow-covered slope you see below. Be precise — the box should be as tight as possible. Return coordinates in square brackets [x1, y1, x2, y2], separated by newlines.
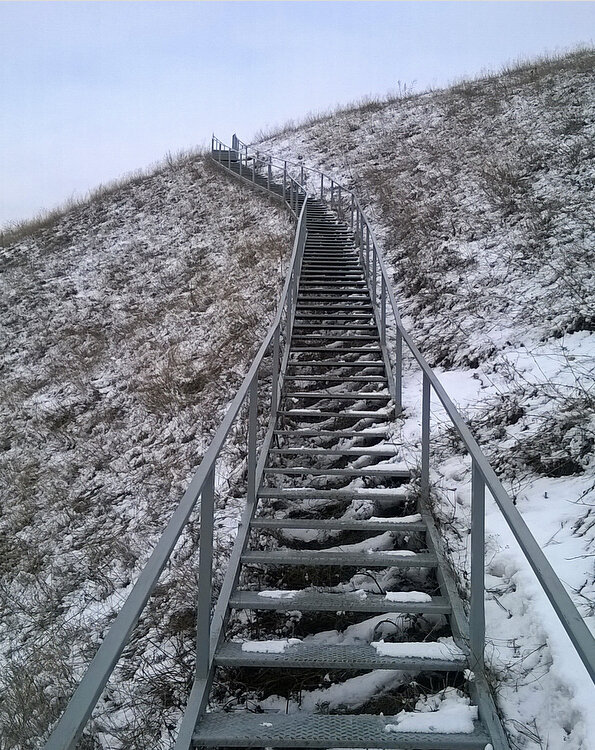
[0, 154, 292, 747]
[257, 49, 595, 750]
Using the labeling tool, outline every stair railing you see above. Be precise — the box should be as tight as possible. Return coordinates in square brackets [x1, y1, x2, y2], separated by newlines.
[212, 135, 306, 217]
[43, 144, 308, 750]
[227, 137, 595, 688]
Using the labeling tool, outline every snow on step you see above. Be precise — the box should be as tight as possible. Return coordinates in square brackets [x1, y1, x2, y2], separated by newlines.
[241, 638, 301, 653]
[192, 712, 490, 748]
[371, 637, 466, 661]
[384, 591, 432, 602]
[258, 590, 299, 599]
[385, 689, 478, 734]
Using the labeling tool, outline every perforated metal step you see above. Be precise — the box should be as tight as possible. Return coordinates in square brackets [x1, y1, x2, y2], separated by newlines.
[268, 447, 398, 457]
[258, 487, 408, 501]
[229, 589, 449, 614]
[242, 549, 437, 568]
[192, 712, 490, 748]
[215, 640, 467, 671]
[263, 466, 410, 478]
[251, 517, 426, 532]
[278, 409, 391, 420]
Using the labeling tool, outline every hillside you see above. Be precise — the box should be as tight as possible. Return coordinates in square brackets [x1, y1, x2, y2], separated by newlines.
[0, 154, 293, 747]
[256, 49, 595, 750]
[1, 48, 594, 750]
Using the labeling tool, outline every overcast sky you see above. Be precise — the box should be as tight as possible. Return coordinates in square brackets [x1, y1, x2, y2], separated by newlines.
[1, 1, 593, 226]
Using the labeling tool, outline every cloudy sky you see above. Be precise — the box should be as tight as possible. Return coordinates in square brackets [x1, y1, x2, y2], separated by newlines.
[1, 1, 593, 226]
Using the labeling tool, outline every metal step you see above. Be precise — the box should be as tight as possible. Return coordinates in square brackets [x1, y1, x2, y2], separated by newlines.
[292, 324, 378, 330]
[193, 714, 489, 749]
[229, 589, 449, 614]
[215, 640, 466, 671]
[286, 360, 385, 368]
[242, 549, 437, 568]
[258, 487, 408, 501]
[285, 391, 388, 400]
[251, 517, 426, 532]
[297, 296, 371, 303]
[283, 375, 388, 382]
[264, 466, 409, 478]
[291, 347, 382, 354]
[278, 409, 391, 420]
[291, 335, 379, 343]
[268, 447, 398, 457]
[272, 429, 390, 438]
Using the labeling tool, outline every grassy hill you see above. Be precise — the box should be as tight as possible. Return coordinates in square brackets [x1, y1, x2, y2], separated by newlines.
[1, 48, 593, 749]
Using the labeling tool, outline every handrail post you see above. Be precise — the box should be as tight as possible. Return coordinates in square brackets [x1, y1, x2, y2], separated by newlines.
[372, 244, 377, 307]
[283, 162, 287, 203]
[320, 173, 324, 200]
[267, 158, 271, 191]
[196, 467, 215, 679]
[380, 278, 386, 347]
[247, 375, 258, 506]
[350, 194, 354, 231]
[470, 460, 486, 674]
[271, 326, 280, 416]
[395, 329, 403, 413]
[252, 154, 255, 182]
[300, 165, 304, 186]
[338, 185, 342, 218]
[365, 225, 370, 279]
[421, 372, 430, 502]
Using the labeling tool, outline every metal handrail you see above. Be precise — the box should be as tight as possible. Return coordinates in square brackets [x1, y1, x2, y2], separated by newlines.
[236, 136, 595, 684]
[43, 141, 309, 749]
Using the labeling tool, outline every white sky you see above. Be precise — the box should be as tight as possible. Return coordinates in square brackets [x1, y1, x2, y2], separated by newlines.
[1, 1, 593, 226]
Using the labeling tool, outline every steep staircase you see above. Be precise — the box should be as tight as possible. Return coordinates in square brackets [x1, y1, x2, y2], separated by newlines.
[193, 156, 493, 748]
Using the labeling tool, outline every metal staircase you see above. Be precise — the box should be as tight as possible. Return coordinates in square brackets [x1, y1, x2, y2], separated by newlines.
[43, 136, 594, 750]
[190, 146, 495, 748]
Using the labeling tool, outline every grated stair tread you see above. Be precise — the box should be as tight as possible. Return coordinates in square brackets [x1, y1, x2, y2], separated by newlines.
[285, 391, 389, 400]
[193, 713, 489, 748]
[242, 549, 437, 568]
[215, 640, 467, 671]
[229, 589, 450, 614]
[258, 487, 408, 500]
[263, 466, 410, 477]
[268, 447, 398, 457]
[251, 517, 426, 532]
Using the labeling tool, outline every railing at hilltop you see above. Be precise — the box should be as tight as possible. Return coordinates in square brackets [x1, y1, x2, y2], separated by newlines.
[229, 134, 595, 691]
[43, 146, 308, 750]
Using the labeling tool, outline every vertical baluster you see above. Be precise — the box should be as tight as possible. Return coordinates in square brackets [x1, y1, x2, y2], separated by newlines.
[365, 225, 370, 279]
[421, 373, 430, 503]
[380, 278, 386, 347]
[271, 326, 280, 417]
[196, 466, 215, 678]
[247, 375, 258, 506]
[395, 329, 403, 413]
[470, 460, 486, 673]
[372, 245, 377, 307]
